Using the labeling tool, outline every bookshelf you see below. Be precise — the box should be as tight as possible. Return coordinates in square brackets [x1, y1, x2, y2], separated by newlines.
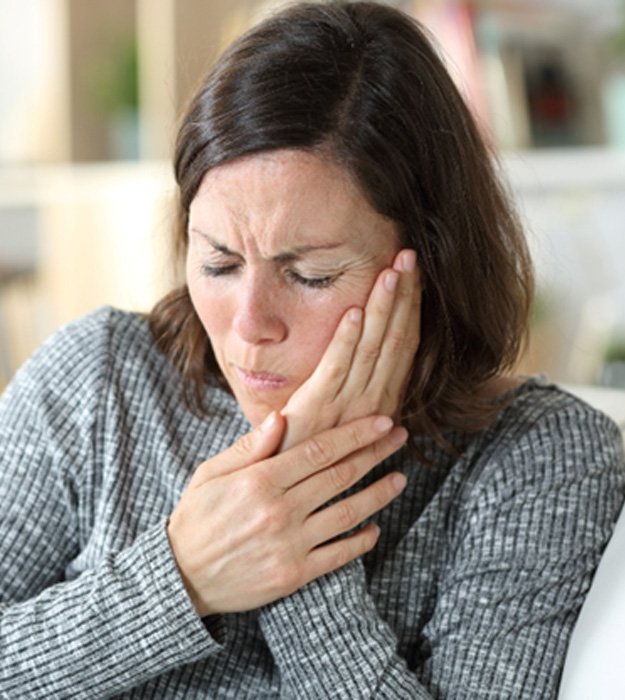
[1, 0, 623, 164]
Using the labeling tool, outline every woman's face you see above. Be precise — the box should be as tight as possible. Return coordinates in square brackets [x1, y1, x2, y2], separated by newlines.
[187, 149, 400, 426]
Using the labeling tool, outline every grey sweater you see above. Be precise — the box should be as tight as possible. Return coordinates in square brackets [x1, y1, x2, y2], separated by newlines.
[1, 307, 624, 699]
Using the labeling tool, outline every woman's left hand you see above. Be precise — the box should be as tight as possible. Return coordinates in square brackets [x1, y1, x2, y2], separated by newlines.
[280, 248, 421, 450]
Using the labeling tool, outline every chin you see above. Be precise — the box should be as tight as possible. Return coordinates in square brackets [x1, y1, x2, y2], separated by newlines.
[236, 392, 290, 428]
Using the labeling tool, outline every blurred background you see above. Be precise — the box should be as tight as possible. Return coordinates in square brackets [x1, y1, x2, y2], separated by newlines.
[1, 0, 625, 391]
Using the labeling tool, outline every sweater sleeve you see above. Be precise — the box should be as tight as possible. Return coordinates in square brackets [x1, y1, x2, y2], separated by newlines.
[420, 401, 625, 697]
[0, 311, 221, 698]
[259, 399, 625, 699]
[260, 560, 430, 698]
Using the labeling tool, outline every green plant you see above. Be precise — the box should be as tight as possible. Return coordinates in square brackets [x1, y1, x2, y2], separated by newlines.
[86, 34, 139, 116]
[604, 335, 625, 363]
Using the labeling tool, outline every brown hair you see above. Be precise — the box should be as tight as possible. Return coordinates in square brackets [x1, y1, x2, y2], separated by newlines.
[148, 0, 534, 445]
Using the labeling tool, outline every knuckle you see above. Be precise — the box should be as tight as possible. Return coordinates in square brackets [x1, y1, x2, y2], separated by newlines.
[386, 329, 406, 355]
[304, 435, 335, 466]
[336, 499, 358, 530]
[358, 342, 380, 365]
[404, 329, 420, 352]
[345, 421, 367, 450]
[237, 471, 266, 499]
[328, 460, 356, 492]
[253, 502, 290, 535]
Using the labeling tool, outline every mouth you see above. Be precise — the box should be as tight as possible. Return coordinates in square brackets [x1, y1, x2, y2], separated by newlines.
[233, 366, 290, 391]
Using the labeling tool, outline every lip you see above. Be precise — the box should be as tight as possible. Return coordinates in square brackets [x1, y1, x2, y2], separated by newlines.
[234, 366, 290, 391]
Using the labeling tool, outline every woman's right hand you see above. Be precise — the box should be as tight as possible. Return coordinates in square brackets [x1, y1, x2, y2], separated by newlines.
[167, 412, 407, 618]
[279, 249, 420, 451]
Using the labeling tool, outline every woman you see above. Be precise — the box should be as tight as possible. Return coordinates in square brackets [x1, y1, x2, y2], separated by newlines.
[1, 2, 623, 698]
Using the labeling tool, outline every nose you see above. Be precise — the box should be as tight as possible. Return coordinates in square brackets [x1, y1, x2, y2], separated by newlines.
[232, 270, 288, 345]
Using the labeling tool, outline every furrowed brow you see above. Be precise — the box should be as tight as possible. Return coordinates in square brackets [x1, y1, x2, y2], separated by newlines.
[190, 228, 344, 261]
[190, 229, 237, 256]
[273, 243, 343, 263]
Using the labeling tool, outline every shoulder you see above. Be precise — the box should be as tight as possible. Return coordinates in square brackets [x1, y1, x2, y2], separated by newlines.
[439, 379, 625, 583]
[455, 377, 625, 517]
[2, 305, 191, 427]
[482, 377, 623, 470]
[26, 306, 245, 442]
[44, 305, 155, 364]
[8, 306, 160, 392]
[0, 308, 156, 485]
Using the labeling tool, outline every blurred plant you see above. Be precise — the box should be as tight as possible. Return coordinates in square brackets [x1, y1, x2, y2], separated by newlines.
[599, 334, 625, 388]
[85, 34, 139, 116]
[609, 0, 625, 58]
[604, 335, 625, 363]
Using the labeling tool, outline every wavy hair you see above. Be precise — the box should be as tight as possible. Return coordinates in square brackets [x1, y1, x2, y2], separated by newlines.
[148, 1, 534, 446]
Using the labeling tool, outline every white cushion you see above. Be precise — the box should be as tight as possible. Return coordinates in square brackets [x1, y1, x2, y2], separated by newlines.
[558, 385, 625, 699]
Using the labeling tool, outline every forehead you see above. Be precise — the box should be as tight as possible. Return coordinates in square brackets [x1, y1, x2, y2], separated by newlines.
[189, 149, 398, 253]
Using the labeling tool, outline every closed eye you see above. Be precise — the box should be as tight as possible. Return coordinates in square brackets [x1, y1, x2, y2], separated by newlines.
[199, 263, 341, 289]
[285, 270, 341, 289]
[200, 263, 239, 277]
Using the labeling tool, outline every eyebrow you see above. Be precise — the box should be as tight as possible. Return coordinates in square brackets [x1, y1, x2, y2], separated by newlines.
[190, 228, 345, 262]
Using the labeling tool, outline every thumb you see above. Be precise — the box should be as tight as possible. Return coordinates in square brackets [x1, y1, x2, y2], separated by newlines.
[193, 411, 286, 484]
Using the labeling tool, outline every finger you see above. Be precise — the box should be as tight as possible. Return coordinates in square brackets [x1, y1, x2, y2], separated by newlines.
[304, 469, 407, 549]
[290, 425, 408, 515]
[268, 414, 395, 490]
[192, 411, 286, 485]
[341, 266, 399, 394]
[293, 306, 363, 403]
[368, 249, 421, 409]
[302, 522, 381, 581]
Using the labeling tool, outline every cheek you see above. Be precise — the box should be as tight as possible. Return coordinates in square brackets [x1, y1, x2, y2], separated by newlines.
[187, 275, 229, 352]
[289, 283, 370, 378]
[295, 304, 345, 368]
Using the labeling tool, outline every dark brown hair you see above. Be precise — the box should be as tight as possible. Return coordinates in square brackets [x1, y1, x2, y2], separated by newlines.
[149, 0, 534, 444]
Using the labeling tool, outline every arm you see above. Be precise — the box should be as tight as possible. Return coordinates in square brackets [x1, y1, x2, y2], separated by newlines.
[259, 399, 625, 698]
[0, 312, 220, 697]
[260, 559, 431, 698]
[1, 523, 221, 697]
[418, 404, 625, 698]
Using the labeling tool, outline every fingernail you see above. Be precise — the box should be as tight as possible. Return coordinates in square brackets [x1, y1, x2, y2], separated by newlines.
[260, 411, 277, 432]
[384, 270, 398, 292]
[347, 307, 362, 323]
[391, 426, 408, 446]
[402, 250, 416, 273]
[391, 473, 407, 492]
[373, 416, 394, 433]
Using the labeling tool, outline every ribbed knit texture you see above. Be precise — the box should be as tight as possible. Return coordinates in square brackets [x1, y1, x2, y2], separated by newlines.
[1, 307, 623, 699]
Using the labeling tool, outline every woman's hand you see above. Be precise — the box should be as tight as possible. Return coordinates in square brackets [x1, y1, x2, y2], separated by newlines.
[280, 249, 420, 450]
[167, 412, 408, 618]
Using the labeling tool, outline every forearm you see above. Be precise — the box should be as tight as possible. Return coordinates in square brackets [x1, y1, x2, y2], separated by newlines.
[259, 559, 430, 699]
[0, 520, 220, 698]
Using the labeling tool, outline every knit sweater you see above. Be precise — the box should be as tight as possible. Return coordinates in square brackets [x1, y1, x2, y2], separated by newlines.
[1, 307, 623, 699]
